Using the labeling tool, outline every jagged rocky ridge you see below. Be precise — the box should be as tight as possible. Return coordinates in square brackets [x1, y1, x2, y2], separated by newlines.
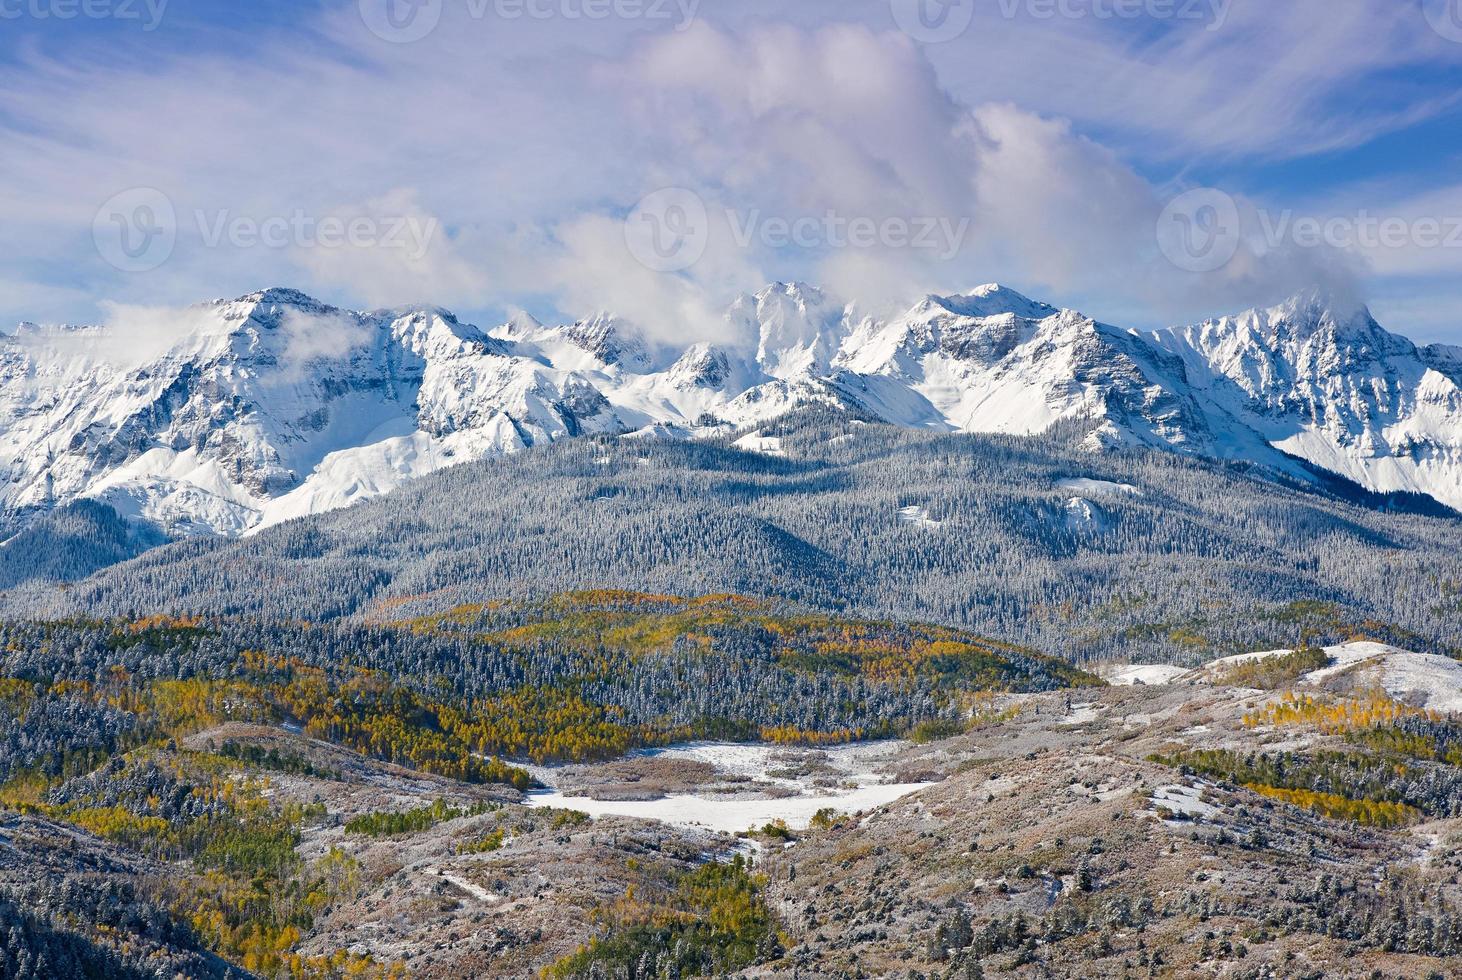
[3, 284, 1462, 549]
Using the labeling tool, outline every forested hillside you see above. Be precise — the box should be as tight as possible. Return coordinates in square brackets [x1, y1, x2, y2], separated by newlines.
[0, 595, 1093, 785]
[12, 409, 1461, 665]
[0, 501, 161, 590]
[0, 595, 1098, 975]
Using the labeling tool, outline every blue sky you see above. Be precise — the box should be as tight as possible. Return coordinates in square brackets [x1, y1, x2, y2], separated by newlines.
[2, 0, 1462, 344]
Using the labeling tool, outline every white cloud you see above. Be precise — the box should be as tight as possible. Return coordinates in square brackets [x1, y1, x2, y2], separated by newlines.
[76, 301, 214, 370]
[0, 3, 1457, 341]
[927, 0, 1462, 161]
[546, 211, 760, 348]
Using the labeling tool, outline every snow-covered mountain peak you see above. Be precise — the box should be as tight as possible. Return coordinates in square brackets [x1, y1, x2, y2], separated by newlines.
[1188, 291, 1393, 350]
[931, 283, 1058, 322]
[1140, 291, 1462, 510]
[0, 288, 635, 537]
[134, 288, 365, 369]
[383, 307, 498, 361]
[560, 312, 657, 371]
[738, 281, 847, 380]
[492, 310, 545, 340]
[1168, 292, 1417, 389]
[665, 341, 762, 395]
[7, 281, 1462, 545]
[756, 280, 824, 304]
[8, 321, 107, 343]
[1268, 287, 1371, 328]
[493, 310, 664, 375]
[233, 286, 328, 306]
[839, 286, 1079, 382]
[210, 287, 347, 331]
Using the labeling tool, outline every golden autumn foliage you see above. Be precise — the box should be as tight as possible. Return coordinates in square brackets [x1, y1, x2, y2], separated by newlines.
[1243, 690, 1435, 733]
[1245, 784, 1420, 828]
[123, 614, 207, 634]
[759, 725, 862, 746]
[397, 592, 1099, 694]
[65, 805, 170, 846]
[0, 677, 33, 713]
[0, 595, 1109, 978]
[437, 686, 653, 765]
[6, 741, 398, 980]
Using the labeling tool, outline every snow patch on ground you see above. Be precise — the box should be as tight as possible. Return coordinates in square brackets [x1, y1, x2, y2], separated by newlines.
[733, 432, 786, 456]
[621, 422, 694, 442]
[1063, 497, 1107, 531]
[1060, 702, 1105, 726]
[1149, 783, 1220, 823]
[440, 872, 499, 903]
[1121, 703, 1184, 729]
[524, 741, 930, 834]
[1200, 649, 1292, 673]
[1100, 664, 1190, 687]
[525, 783, 932, 835]
[898, 505, 942, 528]
[1311, 642, 1462, 713]
[651, 741, 899, 785]
[981, 774, 1020, 798]
[1205, 641, 1462, 713]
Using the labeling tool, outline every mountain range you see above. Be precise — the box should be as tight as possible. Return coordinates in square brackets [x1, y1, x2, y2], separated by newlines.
[4, 282, 1462, 545]
[7, 284, 1462, 978]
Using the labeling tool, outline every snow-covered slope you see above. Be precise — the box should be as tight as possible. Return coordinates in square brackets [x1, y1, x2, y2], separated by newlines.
[829, 285, 1295, 471]
[1200, 642, 1462, 714]
[5, 282, 1462, 542]
[1150, 294, 1462, 512]
[0, 289, 627, 536]
[1101, 642, 1462, 713]
[1099, 664, 1191, 687]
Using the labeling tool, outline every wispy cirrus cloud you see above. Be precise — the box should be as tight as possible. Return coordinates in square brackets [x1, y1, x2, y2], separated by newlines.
[925, 0, 1462, 161]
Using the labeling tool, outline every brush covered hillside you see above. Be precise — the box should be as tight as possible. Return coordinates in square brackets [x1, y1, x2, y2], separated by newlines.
[9, 609, 1462, 977]
[9, 407, 1462, 666]
[749, 665, 1462, 979]
[0, 595, 1098, 976]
